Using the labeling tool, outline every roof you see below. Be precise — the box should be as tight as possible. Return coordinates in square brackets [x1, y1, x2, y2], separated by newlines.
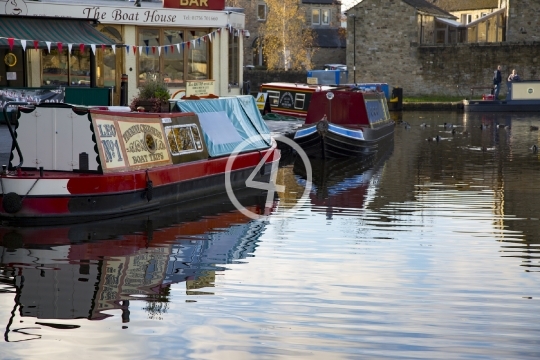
[401, 0, 457, 19]
[429, 0, 500, 12]
[313, 28, 346, 48]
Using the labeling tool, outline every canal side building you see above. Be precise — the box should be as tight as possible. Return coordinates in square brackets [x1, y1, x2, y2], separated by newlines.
[346, 0, 540, 97]
[0, 0, 247, 105]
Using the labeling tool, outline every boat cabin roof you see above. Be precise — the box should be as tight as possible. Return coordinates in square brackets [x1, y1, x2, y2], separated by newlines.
[261, 82, 337, 92]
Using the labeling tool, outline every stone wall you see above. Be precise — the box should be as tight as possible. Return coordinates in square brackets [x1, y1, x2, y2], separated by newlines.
[241, 70, 307, 95]
[506, 0, 540, 42]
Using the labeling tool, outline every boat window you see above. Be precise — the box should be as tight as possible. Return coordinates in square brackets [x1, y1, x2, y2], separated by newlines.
[294, 93, 305, 109]
[267, 90, 280, 107]
[165, 124, 204, 155]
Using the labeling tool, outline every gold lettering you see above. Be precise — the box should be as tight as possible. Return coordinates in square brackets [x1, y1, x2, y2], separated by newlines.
[200, 0, 208, 6]
[180, 0, 189, 5]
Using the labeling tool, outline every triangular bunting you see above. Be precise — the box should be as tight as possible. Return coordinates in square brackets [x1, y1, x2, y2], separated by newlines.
[57, 42, 63, 53]
[8, 38, 14, 51]
[164, 46, 168, 54]
[46, 41, 51, 53]
[126, 45, 130, 54]
[34, 40, 39, 50]
[80, 43, 85, 53]
[90, 44, 96, 55]
[133, 46, 137, 54]
[187, 41, 191, 50]
[68, 43, 73, 53]
[170, 44, 174, 53]
[152, 46, 156, 54]
[21, 40, 26, 51]
[101, 44, 105, 51]
[177, 43, 181, 53]
[158, 46, 161, 56]
[145, 46, 149, 55]
[111, 45, 116, 54]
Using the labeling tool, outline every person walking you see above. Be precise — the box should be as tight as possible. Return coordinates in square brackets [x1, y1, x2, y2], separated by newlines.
[493, 65, 502, 100]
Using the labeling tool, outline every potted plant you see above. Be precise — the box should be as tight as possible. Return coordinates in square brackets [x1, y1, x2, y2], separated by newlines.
[130, 75, 171, 112]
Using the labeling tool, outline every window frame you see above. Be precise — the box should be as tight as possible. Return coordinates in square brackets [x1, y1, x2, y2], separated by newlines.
[267, 90, 280, 107]
[321, 9, 330, 25]
[312, 9, 321, 25]
[258, 4, 267, 21]
[294, 93, 305, 109]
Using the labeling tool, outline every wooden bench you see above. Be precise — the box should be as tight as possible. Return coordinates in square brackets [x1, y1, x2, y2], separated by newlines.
[470, 86, 494, 98]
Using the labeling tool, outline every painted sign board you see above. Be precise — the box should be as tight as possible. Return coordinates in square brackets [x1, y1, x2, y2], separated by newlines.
[93, 115, 172, 172]
[163, 0, 226, 11]
[0, 0, 235, 27]
[186, 80, 215, 97]
[306, 77, 318, 85]
[255, 92, 267, 110]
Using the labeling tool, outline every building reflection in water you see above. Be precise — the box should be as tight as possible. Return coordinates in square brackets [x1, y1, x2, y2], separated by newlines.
[0, 191, 271, 338]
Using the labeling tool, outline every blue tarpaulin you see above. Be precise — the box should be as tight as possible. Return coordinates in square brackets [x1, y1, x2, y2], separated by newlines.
[175, 96, 272, 157]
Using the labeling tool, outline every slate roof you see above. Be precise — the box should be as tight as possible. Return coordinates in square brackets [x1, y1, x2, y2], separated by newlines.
[401, 0, 457, 19]
[313, 28, 346, 48]
[429, 0, 500, 12]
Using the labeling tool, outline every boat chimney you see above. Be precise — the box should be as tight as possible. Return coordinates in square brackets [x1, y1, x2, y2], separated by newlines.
[79, 152, 89, 171]
[39, 167, 44, 177]
[1, 165, 5, 175]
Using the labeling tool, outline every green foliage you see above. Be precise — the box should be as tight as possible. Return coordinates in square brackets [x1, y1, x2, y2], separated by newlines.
[138, 76, 171, 101]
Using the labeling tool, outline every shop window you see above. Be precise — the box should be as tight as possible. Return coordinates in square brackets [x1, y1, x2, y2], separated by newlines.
[187, 30, 208, 81]
[137, 28, 209, 87]
[228, 31, 240, 86]
[258, 4, 267, 21]
[42, 50, 68, 86]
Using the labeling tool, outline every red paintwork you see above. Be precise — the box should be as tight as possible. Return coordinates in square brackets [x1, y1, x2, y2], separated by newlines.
[305, 90, 371, 126]
[162, 0, 226, 10]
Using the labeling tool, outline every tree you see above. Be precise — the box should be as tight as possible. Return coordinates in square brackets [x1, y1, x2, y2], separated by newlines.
[259, 0, 316, 70]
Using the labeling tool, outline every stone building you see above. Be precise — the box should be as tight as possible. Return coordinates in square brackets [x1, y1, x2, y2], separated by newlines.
[347, 0, 540, 96]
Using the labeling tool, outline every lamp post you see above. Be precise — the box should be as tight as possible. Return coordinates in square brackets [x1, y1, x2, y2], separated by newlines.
[349, 14, 356, 83]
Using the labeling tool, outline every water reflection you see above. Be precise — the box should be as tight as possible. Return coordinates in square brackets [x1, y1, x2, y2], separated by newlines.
[0, 191, 271, 340]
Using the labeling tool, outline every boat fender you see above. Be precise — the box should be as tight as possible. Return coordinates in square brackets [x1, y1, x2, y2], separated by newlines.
[2, 192, 23, 214]
[316, 120, 329, 134]
[145, 180, 153, 201]
[145, 170, 153, 201]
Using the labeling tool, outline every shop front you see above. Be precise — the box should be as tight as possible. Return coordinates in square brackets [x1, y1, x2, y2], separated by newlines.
[0, 0, 246, 106]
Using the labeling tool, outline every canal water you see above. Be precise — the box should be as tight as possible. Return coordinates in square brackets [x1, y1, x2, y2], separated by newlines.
[1, 110, 540, 359]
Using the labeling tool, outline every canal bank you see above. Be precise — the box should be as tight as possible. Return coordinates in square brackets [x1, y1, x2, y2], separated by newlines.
[402, 101, 465, 111]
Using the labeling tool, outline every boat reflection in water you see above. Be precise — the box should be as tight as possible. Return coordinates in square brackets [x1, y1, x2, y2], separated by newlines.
[0, 190, 272, 337]
[294, 140, 394, 218]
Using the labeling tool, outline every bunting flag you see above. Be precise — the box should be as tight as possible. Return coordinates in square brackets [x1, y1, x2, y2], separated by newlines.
[0, 26, 247, 55]
[158, 46, 161, 56]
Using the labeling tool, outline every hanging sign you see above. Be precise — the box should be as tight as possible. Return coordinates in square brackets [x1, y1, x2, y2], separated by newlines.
[163, 0, 226, 10]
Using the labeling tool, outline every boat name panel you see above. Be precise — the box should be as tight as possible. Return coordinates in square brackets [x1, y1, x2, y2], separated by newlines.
[164, 124, 204, 155]
[93, 115, 173, 173]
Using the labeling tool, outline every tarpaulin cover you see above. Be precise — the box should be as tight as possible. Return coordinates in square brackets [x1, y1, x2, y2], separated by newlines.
[175, 95, 272, 157]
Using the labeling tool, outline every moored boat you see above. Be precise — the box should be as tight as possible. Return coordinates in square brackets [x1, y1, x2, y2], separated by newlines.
[292, 88, 394, 158]
[464, 80, 540, 112]
[0, 95, 280, 226]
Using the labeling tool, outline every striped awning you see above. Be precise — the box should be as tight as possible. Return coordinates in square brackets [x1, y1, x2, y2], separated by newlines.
[0, 16, 118, 49]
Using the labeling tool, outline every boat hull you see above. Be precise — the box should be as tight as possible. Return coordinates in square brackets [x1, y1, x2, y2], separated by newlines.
[0, 152, 278, 226]
[463, 99, 540, 112]
[293, 120, 394, 158]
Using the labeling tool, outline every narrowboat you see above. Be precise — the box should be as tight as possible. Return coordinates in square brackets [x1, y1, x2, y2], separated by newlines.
[0, 95, 280, 226]
[260, 82, 337, 118]
[464, 80, 540, 112]
[292, 88, 394, 158]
